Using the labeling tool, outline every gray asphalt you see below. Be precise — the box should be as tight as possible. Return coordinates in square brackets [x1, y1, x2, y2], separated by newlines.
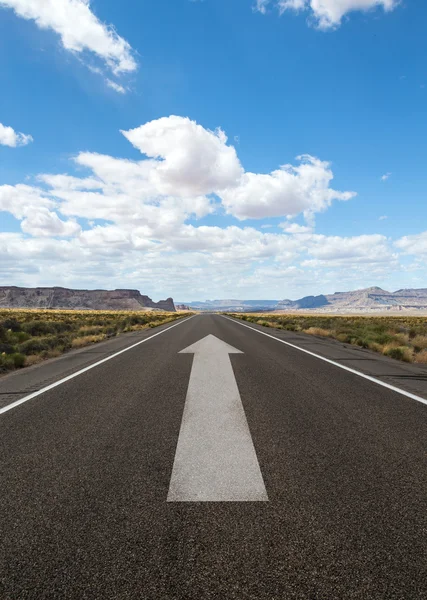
[1, 314, 427, 599]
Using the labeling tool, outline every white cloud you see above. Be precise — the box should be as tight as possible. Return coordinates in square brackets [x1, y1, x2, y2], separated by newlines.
[21, 208, 81, 238]
[0, 115, 404, 297]
[303, 233, 394, 264]
[258, 0, 399, 29]
[122, 116, 243, 197]
[395, 232, 427, 256]
[379, 215, 388, 220]
[0, 184, 80, 237]
[106, 79, 126, 94]
[0, 0, 137, 75]
[0, 184, 54, 217]
[0, 122, 33, 147]
[279, 222, 313, 233]
[255, 0, 271, 13]
[381, 172, 392, 181]
[220, 154, 355, 220]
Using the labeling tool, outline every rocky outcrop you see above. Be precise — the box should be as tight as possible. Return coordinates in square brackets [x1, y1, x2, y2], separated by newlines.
[176, 304, 191, 311]
[276, 295, 328, 310]
[0, 287, 176, 312]
[275, 287, 427, 313]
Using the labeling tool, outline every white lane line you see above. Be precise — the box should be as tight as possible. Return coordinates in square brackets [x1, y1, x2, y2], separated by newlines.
[168, 335, 268, 502]
[0, 316, 196, 416]
[221, 315, 427, 408]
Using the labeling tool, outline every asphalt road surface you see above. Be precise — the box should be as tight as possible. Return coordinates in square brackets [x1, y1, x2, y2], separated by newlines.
[2, 314, 427, 599]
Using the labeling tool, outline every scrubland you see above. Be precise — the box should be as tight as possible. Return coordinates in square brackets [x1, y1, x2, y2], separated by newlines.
[226, 313, 427, 365]
[0, 309, 189, 374]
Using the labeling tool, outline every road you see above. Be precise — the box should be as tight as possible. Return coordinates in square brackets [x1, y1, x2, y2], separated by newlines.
[1, 313, 427, 599]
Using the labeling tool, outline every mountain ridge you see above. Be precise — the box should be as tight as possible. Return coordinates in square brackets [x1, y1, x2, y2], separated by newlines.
[180, 287, 427, 313]
[0, 286, 176, 312]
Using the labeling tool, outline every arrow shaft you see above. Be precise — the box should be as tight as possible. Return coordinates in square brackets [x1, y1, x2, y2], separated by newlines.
[167, 352, 268, 502]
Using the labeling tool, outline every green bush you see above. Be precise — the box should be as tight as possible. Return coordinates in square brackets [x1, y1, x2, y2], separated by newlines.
[0, 343, 14, 354]
[1, 318, 21, 332]
[384, 346, 412, 362]
[11, 353, 26, 368]
[0, 309, 189, 373]
[19, 337, 51, 355]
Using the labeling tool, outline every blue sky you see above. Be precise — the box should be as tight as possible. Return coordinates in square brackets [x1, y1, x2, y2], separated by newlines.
[0, 0, 426, 300]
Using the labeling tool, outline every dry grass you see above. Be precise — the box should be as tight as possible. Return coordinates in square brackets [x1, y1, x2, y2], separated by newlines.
[304, 327, 333, 337]
[71, 334, 106, 348]
[412, 335, 427, 351]
[226, 313, 427, 365]
[0, 309, 191, 374]
[382, 344, 414, 362]
[24, 355, 44, 367]
[414, 350, 427, 364]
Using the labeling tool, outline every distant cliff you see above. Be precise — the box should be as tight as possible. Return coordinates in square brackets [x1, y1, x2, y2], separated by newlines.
[275, 287, 427, 313]
[0, 287, 176, 312]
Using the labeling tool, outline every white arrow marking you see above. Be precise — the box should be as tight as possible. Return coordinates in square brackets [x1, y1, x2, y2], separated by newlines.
[167, 335, 268, 502]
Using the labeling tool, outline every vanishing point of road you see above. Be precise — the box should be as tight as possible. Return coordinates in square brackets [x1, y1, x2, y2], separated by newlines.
[1, 314, 427, 599]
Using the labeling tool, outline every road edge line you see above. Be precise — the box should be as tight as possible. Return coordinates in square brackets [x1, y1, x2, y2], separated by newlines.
[0, 315, 196, 416]
[221, 315, 427, 407]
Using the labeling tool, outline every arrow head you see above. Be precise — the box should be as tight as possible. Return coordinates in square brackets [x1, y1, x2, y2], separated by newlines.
[179, 334, 243, 355]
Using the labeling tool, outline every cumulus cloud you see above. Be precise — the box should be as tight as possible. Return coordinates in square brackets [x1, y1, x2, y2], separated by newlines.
[0, 122, 33, 147]
[21, 208, 81, 238]
[122, 116, 243, 197]
[0, 184, 80, 237]
[280, 222, 313, 233]
[303, 233, 395, 264]
[395, 232, 427, 256]
[0, 0, 137, 76]
[381, 172, 392, 181]
[220, 154, 355, 220]
[257, 0, 399, 29]
[0, 115, 401, 296]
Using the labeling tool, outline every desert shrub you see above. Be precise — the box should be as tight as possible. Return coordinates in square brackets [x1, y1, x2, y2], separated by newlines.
[390, 332, 410, 346]
[336, 333, 352, 343]
[371, 332, 394, 345]
[11, 353, 26, 368]
[22, 320, 72, 336]
[412, 335, 427, 352]
[104, 326, 118, 336]
[22, 320, 56, 336]
[0, 354, 14, 372]
[14, 331, 31, 343]
[129, 324, 149, 331]
[0, 309, 189, 373]
[304, 327, 332, 337]
[0, 343, 14, 354]
[256, 320, 273, 327]
[383, 345, 413, 362]
[77, 325, 105, 336]
[1, 318, 21, 332]
[18, 338, 51, 355]
[25, 355, 44, 367]
[414, 350, 427, 364]
[368, 342, 383, 353]
[227, 313, 427, 365]
[18, 335, 71, 355]
[0, 352, 25, 370]
[72, 335, 106, 348]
